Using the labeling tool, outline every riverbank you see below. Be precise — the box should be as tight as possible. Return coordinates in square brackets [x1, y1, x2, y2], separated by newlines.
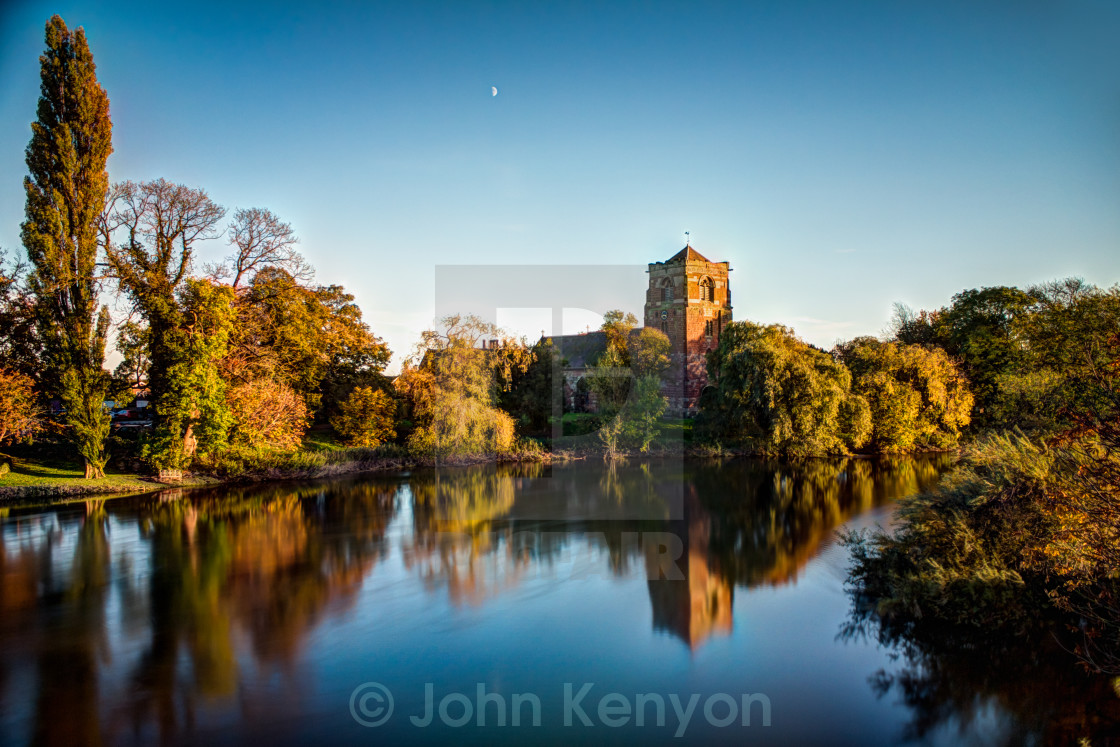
[0, 430, 954, 506]
[0, 437, 734, 505]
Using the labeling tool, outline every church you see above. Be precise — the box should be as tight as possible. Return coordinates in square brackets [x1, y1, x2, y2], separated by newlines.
[548, 244, 732, 417]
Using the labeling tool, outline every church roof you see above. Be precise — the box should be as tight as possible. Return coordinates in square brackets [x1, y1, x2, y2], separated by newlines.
[666, 245, 712, 264]
[546, 331, 608, 370]
[544, 327, 645, 370]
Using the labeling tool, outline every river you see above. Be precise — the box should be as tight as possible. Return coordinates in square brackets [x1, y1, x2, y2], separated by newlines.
[2, 456, 1116, 745]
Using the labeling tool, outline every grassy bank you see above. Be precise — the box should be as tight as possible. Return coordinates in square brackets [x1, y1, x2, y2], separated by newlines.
[1, 415, 903, 505]
[0, 452, 217, 503]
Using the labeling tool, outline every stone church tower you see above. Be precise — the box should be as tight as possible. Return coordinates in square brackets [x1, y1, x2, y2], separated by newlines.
[645, 245, 732, 416]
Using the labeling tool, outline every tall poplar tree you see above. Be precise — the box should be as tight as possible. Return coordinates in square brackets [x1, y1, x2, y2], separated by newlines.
[21, 15, 113, 478]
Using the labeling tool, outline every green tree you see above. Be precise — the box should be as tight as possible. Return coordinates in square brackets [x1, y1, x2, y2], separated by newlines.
[700, 322, 870, 456]
[111, 319, 149, 393]
[931, 286, 1036, 423]
[588, 310, 640, 412]
[21, 15, 113, 478]
[837, 337, 973, 452]
[598, 374, 668, 458]
[584, 313, 671, 456]
[104, 180, 230, 470]
[587, 310, 670, 414]
[888, 303, 942, 347]
[629, 326, 671, 379]
[150, 279, 236, 469]
[1004, 280, 1120, 430]
[331, 386, 396, 448]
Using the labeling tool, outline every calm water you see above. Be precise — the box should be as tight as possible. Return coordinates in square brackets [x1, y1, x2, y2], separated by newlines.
[1, 457, 1116, 746]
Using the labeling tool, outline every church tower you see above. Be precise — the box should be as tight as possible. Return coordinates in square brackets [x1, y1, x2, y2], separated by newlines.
[644, 245, 732, 416]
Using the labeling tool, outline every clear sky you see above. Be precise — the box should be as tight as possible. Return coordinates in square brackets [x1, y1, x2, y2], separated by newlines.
[2, 0, 1118, 372]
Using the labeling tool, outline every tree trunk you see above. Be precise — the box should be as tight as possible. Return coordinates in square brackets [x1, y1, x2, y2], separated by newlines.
[83, 459, 105, 479]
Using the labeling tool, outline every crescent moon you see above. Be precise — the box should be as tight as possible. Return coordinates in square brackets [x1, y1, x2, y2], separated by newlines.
[491, 86, 498, 97]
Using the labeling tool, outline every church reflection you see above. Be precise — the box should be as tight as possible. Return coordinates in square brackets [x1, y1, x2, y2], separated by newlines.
[395, 456, 952, 650]
[646, 485, 733, 650]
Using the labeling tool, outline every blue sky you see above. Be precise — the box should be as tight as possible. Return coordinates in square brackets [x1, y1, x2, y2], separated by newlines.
[2, 0, 1118, 371]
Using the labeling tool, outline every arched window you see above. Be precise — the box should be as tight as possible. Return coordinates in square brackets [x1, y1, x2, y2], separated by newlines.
[661, 277, 674, 303]
[704, 320, 714, 337]
[660, 321, 668, 334]
[699, 276, 714, 302]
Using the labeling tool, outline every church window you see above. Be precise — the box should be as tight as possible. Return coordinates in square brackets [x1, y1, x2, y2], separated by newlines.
[699, 276, 714, 302]
[661, 278, 674, 302]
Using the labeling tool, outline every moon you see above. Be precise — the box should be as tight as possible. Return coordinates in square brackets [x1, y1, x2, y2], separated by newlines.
[491, 86, 498, 97]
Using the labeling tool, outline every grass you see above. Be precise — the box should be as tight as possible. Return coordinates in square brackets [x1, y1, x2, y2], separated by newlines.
[0, 451, 171, 500]
[301, 429, 348, 452]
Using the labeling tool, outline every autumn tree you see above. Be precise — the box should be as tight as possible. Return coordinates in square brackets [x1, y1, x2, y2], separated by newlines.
[396, 315, 530, 459]
[837, 337, 973, 452]
[331, 386, 396, 448]
[226, 378, 309, 452]
[21, 16, 113, 477]
[846, 341, 1120, 674]
[222, 267, 390, 418]
[0, 368, 39, 447]
[104, 179, 230, 470]
[699, 322, 870, 456]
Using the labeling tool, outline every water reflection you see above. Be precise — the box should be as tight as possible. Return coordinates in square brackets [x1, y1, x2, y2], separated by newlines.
[842, 602, 1120, 743]
[11, 454, 1081, 746]
[1, 483, 397, 745]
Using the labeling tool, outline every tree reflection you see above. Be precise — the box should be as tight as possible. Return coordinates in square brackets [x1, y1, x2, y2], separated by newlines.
[696, 456, 950, 587]
[123, 482, 397, 738]
[404, 466, 526, 606]
[33, 503, 111, 747]
[396, 458, 952, 650]
[0, 480, 398, 744]
[841, 605, 1120, 743]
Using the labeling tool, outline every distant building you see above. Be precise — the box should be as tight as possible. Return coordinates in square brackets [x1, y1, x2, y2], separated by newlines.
[547, 244, 733, 418]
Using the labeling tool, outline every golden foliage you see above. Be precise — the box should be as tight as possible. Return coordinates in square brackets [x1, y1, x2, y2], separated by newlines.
[0, 367, 39, 446]
[227, 378, 310, 452]
[330, 386, 396, 448]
